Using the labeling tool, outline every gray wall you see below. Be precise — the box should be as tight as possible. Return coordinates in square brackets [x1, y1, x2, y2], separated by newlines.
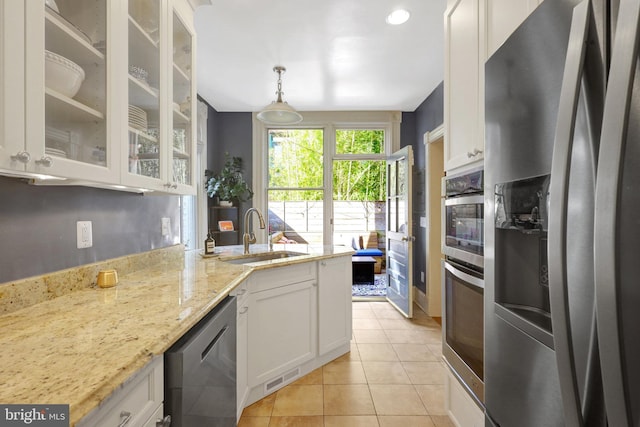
[0, 176, 180, 283]
[401, 81, 444, 293]
[204, 103, 255, 226]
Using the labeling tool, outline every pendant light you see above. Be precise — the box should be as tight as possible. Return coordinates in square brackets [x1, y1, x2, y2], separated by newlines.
[257, 66, 303, 125]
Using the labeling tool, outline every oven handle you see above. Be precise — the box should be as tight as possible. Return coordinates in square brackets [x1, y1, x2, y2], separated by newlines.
[444, 194, 484, 206]
[444, 261, 484, 289]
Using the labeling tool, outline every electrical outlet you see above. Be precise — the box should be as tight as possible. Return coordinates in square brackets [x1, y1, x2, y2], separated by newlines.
[161, 218, 171, 237]
[77, 221, 92, 249]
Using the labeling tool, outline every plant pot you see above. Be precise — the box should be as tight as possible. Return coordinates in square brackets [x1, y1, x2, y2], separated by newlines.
[219, 200, 233, 207]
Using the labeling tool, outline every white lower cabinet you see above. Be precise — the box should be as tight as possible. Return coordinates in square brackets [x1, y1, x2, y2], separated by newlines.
[318, 256, 352, 355]
[77, 356, 163, 427]
[142, 405, 170, 427]
[445, 364, 484, 427]
[231, 280, 250, 421]
[242, 256, 352, 408]
[248, 279, 318, 388]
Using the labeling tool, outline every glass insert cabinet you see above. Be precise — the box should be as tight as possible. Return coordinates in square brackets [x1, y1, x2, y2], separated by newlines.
[0, 0, 196, 194]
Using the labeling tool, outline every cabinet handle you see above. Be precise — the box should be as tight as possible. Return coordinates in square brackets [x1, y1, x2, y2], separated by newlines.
[239, 306, 249, 314]
[466, 148, 483, 158]
[320, 261, 327, 266]
[237, 288, 247, 295]
[10, 151, 30, 164]
[156, 415, 171, 427]
[312, 282, 318, 287]
[117, 411, 132, 427]
[35, 156, 53, 167]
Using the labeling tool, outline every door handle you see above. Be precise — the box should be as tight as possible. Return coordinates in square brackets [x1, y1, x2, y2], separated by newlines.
[594, 0, 640, 424]
[401, 236, 414, 242]
[547, 1, 590, 426]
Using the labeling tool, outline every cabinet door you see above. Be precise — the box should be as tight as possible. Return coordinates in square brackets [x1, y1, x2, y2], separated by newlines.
[25, 0, 119, 182]
[248, 280, 317, 387]
[169, 4, 196, 194]
[445, 0, 483, 172]
[124, 0, 165, 190]
[484, 0, 542, 59]
[318, 257, 352, 355]
[236, 296, 249, 417]
[0, 0, 26, 172]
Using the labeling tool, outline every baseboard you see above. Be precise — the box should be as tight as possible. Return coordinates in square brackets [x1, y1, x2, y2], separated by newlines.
[414, 287, 428, 313]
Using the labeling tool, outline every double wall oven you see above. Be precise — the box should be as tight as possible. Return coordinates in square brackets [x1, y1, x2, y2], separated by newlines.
[442, 168, 484, 406]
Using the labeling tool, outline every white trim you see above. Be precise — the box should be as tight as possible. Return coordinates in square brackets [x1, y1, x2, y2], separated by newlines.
[426, 124, 445, 144]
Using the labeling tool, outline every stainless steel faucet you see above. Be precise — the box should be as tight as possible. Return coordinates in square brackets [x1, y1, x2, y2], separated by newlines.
[243, 208, 266, 254]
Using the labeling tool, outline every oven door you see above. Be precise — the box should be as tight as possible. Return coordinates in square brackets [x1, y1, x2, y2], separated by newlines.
[443, 259, 484, 405]
[444, 194, 484, 268]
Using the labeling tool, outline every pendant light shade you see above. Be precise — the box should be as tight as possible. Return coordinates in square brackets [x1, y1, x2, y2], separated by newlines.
[257, 66, 303, 125]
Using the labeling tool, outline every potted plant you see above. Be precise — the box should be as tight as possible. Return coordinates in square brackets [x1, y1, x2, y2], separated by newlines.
[205, 153, 253, 205]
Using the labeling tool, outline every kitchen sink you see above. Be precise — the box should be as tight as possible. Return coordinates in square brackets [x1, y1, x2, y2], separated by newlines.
[220, 251, 308, 265]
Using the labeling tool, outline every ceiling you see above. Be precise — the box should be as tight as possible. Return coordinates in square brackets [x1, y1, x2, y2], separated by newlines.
[193, 0, 446, 113]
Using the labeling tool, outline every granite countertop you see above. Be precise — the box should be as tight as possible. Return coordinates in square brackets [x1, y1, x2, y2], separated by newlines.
[0, 244, 352, 426]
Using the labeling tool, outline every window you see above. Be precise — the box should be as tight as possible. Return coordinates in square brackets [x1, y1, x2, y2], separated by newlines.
[267, 129, 324, 245]
[253, 111, 401, 246]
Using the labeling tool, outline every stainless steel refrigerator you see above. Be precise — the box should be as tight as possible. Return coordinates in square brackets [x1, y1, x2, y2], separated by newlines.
[484, 0, 640, 425]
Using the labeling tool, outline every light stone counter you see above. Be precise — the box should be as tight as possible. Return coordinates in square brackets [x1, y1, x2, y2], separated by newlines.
[0, 244, 352, 426]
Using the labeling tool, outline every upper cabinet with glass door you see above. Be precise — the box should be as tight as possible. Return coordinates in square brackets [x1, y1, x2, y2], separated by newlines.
[170, 6, 195, 194]
[125, 0, 163, 189]
[123, 0, 195, 193]
[23, 0, 118, 182]
[0, 0, 26, 173]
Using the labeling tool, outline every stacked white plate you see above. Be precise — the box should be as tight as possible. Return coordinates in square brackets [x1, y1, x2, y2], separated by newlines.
[45, 147, 67, 158]
[128, 105, 147, 131]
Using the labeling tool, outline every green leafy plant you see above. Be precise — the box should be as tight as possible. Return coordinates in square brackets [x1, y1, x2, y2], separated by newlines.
[205, 153, 253, 204]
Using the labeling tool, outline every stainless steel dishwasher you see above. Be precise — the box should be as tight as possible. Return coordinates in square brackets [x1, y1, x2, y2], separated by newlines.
[165, 296, 237, 427]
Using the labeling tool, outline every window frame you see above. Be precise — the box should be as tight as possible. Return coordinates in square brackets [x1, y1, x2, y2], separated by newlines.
[252, 111, 402, 246]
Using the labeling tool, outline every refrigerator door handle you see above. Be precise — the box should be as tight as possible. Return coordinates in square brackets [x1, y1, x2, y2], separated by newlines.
[548, 1, 590, 426]
[594, 0, 640, 425]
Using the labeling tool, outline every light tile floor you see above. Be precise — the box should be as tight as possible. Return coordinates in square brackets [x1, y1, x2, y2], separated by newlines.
[238, 301, 454, 427]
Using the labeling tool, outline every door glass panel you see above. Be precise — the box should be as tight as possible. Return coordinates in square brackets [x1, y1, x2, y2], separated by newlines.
[172, 11, 192, 185]
[45, 0, 107, 165]
[128, 0, 161, 178]
[332, 160, 386, 244]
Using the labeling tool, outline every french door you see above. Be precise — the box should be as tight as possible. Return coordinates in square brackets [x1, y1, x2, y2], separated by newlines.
[386, 146, 414, 317]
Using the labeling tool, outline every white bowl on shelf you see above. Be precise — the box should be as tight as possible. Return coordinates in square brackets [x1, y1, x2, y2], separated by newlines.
[45, 50, 85, 98]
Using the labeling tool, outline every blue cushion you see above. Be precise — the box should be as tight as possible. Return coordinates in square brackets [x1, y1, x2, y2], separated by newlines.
[354, 249, 383, 257]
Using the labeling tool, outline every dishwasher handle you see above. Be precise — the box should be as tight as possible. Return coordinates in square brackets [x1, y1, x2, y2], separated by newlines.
[201, 326, 228, 362]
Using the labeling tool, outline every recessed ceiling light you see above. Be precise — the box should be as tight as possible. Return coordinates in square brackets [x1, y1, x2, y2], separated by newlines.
[386, 9, 410, 25]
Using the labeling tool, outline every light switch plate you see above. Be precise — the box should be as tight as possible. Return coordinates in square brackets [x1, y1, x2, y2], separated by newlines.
[77, 221, 92, 249]
[161, 218, 171, 237]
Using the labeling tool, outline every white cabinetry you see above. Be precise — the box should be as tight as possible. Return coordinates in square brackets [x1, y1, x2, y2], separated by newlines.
[0, 0, 26, 173]
[483, 0, 542, 60]
[242, 256, 352, 408]
[318, 256, 352, 355]
[1, 0, 195, 194]
[247, 263, 318, 389]
[123, 0, 196, 193]
[77, 356, 164, 427]
[444, 0, 541, 173]
[444, 0, 483, 172]
[445, 365, 484, 427]
[231, 279, 250, 420]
